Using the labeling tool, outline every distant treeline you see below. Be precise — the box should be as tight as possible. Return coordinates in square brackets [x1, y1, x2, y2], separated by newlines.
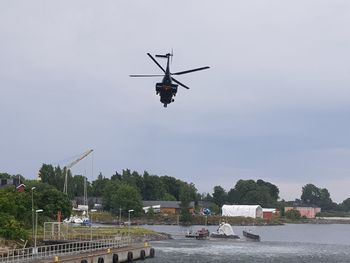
[4, 166, 350, 214]
[2, 168, 350, 240]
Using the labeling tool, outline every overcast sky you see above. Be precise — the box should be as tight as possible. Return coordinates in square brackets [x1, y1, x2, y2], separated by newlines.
[1, 1, 350, 202]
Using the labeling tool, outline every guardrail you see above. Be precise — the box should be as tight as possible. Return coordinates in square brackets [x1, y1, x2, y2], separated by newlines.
[0, 237, 131, 263]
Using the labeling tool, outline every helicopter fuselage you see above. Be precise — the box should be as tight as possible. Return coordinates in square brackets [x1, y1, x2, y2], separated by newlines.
[156, 60, 178, 107]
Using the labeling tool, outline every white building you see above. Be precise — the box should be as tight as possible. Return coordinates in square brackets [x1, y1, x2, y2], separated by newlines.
[222, 205, 263, 218]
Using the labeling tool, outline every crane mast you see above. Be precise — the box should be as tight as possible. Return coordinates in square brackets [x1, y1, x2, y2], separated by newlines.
[63, 149, 93, 195]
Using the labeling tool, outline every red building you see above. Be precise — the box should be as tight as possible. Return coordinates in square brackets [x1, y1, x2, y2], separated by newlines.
[262, 208, 280, 220]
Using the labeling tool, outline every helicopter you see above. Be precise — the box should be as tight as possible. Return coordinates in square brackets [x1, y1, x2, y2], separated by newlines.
[130, 52, 210, 107]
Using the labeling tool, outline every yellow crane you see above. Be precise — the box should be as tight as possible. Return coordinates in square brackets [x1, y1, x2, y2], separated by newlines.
[63, 149, 94, 195]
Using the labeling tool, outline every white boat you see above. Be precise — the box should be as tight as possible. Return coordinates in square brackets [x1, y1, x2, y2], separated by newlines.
[63, 215, 84, 224]
[210, 222, 240, 239]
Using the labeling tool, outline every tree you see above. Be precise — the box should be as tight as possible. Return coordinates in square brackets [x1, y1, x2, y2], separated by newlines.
[233, 179, 279, 207]
[301, 184, 333, 210]
[257, 179, 279, 200]
[103, 182, 142, 215]
[341, 198, 350, 211]
[110, 184, 143, 216]
[70, 175, 92, 198]
[102, 180, 120, 212]
[39, 164, 72, 193]
[160, 176, 183, 200]
[142, 174, 166, 200]
[212, 186, 228, 207]
[227, 188, 239, 204]
[301, 184, 320, 205]
[163, 193, 177, 201]
[91, 176, 110, 197]
[179, 184, 193, 223]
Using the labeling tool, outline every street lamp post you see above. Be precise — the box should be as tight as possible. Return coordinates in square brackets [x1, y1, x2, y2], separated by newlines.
[34, 209, 43, 251]
[31, 187, 36, 239]
[128, 209, 134, 236]
[119, 207, 122, 227]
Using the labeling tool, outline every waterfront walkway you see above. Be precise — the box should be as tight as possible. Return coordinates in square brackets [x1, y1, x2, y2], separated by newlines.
[0, 237, 153, 263]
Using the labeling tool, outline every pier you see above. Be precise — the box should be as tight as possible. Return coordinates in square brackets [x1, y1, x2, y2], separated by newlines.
[0, 237, 154, 263]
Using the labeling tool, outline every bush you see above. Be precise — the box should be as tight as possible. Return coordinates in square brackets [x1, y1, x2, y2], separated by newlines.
[285, 209, 301, 220]
[0, 213, 28, 240]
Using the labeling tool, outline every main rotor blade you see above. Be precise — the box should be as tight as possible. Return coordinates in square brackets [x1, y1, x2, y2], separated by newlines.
[130, 74, 164, 77]
[147, 53, 166, 73]
[172, 77, 190, 89]
[172, 66, 210, 75]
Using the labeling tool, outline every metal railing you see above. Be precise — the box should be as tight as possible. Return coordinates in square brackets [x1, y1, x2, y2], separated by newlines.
[0, 237, 131, 263]
[43, 222, 127, 241]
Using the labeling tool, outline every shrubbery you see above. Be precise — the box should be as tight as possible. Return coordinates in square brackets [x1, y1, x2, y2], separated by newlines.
[285, 209, 301, 220]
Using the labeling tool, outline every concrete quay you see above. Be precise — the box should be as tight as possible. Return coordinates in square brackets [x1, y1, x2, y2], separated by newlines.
[0, 238, 154, 263]
[41, 244, 155, 263]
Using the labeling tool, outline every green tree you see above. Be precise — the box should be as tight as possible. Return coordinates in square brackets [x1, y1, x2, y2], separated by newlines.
[301, 184, 320, 205]
[341, 198, 350, 211]
[227, 188, 239, 204]
[109, 184, 143, 216]
[212, 186, 228, 207]
[39, 164, 71, 193]
[234, 179, 278, 207]
[142, 173, 166, 200]
[102, 180, 120, 212]
[91, 176, 110, 197]
[257, 179, 279, 200]
[160, 176, 183, 200]
[301, 184, 333, 210]
[163, 193, 177, 201]
[70, 175, 92, 198]
[179, 184, 193, 223]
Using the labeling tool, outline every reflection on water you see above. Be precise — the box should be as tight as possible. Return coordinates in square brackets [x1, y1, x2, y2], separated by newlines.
[143, 224, 350, 262]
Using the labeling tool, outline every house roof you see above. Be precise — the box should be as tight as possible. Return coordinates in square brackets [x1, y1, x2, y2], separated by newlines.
[143, 201, 195, 209]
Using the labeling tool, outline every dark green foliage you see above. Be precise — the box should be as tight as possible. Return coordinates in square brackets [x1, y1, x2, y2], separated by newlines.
[142, 173, 166, 200]
[0, 213, 28, 240]
[163, 193, 177, 201]
[212, 186, 228, 207]
[226, 179, 279, 207]
[160, 176, 184, 200]
[257, 179, 279, 200]
[0, 180, 71, 240]
[91, 176, 110, 197]
[301, 184, 333, 210]
[285, 209, 301, 220]
[179, 184, 194, 223]
[39, 164, 63, 191]
[102, 181, 142, 215]
[341, 198, 350, 211]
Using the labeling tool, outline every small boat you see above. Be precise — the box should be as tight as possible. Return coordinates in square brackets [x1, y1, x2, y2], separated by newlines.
[186, 228, 209, 239]
[243, 230, 260, 241]
[210, 222, 240, 239]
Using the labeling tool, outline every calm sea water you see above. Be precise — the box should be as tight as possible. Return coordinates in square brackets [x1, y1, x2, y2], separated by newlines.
[142, 224, 350, 262]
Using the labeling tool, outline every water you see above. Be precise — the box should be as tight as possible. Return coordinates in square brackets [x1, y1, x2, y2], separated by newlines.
[142, 224, 350, 262]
